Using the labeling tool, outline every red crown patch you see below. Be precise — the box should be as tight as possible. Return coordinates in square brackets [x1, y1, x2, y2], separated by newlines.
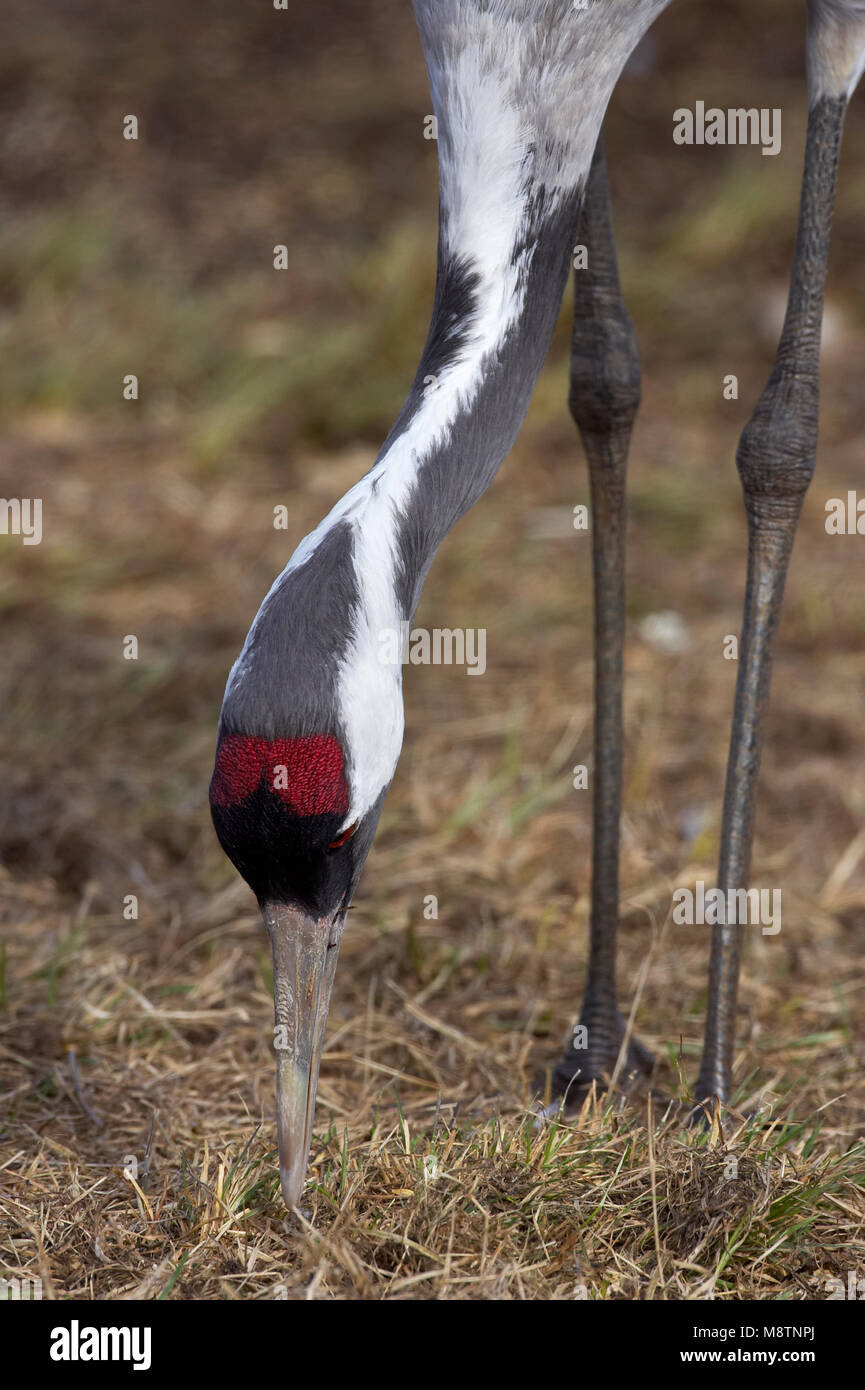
[210, 733, 349, 817]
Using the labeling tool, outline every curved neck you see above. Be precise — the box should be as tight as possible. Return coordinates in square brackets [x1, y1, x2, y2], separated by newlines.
[377, 190, 582, 619]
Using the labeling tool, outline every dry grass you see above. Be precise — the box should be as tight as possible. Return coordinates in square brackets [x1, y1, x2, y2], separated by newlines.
[2, 0, 865, 1300]
[2, 873, 863, 1302]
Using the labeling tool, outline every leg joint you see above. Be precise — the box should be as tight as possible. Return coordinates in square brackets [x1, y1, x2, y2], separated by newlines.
[735, 373, 818, 517]
[568, 306, 641, 440]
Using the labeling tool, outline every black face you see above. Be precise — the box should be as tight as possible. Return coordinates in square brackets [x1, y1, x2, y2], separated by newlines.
[210, 781, 357, 914]
[208, 729, 383, 915]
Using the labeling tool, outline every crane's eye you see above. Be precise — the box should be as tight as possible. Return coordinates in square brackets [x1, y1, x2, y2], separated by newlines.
[328, 820, 358, 851]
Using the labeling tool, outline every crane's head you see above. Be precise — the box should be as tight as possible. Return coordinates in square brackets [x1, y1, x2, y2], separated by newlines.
[208, 520, 404, 1209]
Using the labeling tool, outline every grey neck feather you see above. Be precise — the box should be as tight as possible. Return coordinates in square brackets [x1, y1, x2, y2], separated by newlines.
[390, 190, 582, 620]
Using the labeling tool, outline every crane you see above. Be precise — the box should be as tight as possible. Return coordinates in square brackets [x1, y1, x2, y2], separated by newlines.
[209, 0, 865, 1210]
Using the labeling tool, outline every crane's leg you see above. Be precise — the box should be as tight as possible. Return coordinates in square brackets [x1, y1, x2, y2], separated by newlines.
[695, 64, 851, 1106]
[552, 137, 653, 1105]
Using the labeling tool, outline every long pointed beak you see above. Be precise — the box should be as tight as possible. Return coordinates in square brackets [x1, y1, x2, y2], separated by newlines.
[262, 902, 345, 1209]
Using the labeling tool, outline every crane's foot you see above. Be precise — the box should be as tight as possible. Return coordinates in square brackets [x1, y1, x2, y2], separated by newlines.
[687, 1093, 757, 1130]
[688, 1059, 733, 1126]
[548, 1011, 654, 1116]
[686, 1095, 722, 1128]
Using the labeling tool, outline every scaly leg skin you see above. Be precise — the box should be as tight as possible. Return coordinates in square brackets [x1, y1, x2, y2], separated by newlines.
[551, 136, 654, 1111]
[695, 74, 850, 1113]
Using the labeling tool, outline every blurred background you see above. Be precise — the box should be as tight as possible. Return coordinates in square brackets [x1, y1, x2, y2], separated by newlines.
[1, 0, 864, 1296]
